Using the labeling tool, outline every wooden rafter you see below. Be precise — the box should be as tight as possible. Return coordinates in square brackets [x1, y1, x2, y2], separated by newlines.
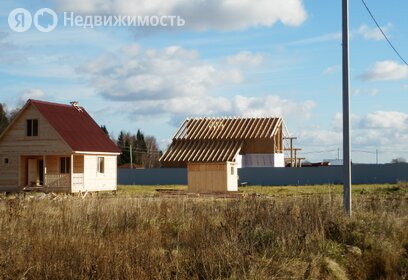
[160, 117, 286, 164]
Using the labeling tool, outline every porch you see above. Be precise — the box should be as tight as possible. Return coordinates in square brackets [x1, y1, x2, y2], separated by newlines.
[20, 155, 84, 192]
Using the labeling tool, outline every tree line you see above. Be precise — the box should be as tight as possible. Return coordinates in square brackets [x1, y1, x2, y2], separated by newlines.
[0, 104, 20, 134]
[0, 103, 162, 168]
[113, 129, 162, 168]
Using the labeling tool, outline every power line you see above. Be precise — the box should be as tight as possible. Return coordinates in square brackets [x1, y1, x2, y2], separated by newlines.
[360, 0, 408, 65]
[300, 149, 338, 155]
[352, 150, 375, 154]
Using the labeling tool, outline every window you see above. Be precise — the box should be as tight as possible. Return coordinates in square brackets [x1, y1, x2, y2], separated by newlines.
[97, 157, 105, 173]
[231, 166, 234, 175]
[60, 157, 71, 174]
[4, 158, 9, 165]
[26, 119, 38, 136]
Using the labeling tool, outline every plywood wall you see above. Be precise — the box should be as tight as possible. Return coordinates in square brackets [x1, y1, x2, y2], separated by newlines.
[188, 162, 238, 193]
[242, 138, 275, 154]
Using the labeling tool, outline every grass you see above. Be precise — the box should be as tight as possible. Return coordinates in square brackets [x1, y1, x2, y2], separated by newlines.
[118, 185, 186, 196]
[0, 183, 407, 279]
[240, 183, 408, 197]
[117, 182, 408, 197]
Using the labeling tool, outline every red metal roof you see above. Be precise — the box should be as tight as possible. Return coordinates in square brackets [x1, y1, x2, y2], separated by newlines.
[30, 99, 121, 153]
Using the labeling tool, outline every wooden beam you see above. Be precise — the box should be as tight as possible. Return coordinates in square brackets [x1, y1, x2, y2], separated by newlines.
[235, 118, 250, 139]
[199, 141, 215, 161]
[227, 141, 242, 161]
[214, 118, 232, 140]
[196, 118, 211, 140]
[170, 142, 186, 162]
[186, 118, 202, 140]
[252, 117, 264, 138]
[207, 141, 223, 161]
[259, 118, 272, 138]
[269, 118, 282, 138]
[230, 118, 244, 139]
[208, 118, 223, 139]
[185, 141, 200, 162]
[219, 117, 236, 139]
[173, 118, 188, 139]
[241, 118, 254, 139]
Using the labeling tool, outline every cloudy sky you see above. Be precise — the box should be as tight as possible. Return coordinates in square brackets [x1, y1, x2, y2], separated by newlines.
[0, 0, 407, 163]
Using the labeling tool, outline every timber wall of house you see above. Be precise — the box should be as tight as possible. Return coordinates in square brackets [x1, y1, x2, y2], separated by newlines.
[0, 105, 71, 190]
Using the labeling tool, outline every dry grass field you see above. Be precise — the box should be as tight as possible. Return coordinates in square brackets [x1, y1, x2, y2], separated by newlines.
[0, 183, 407, 279]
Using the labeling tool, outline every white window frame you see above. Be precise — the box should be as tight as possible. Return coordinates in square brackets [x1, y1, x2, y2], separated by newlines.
[97, 157, 105, 173]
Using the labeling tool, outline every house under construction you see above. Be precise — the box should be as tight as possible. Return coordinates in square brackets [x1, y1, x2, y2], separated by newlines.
[160, 117, 300, 192]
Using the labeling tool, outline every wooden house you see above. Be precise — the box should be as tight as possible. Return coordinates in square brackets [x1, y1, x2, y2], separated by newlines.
[160, 117, 286, 192]
[0, 100, 121, 193]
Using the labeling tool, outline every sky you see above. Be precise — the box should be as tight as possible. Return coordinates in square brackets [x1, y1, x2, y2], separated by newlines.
[0, 0, 407, 163]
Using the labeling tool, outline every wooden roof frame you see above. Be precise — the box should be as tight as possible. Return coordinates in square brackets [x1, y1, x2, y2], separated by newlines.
[160, 117, 284, 164]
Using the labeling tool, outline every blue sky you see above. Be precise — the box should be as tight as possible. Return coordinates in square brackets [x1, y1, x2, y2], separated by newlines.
[0, 0, 407, 163]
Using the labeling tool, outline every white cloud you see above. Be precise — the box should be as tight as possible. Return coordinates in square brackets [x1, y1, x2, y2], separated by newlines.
[355, 111, 408, 147]
[353, 88, 379, 96]
[224, 51, 263, 67]
[160, 96, 232, 116]
[282, 32, 341, 47]
[299, 129, 342, 147]
[80, 44, 316, 124]
[300, 111, 408, 151]
[232, 95, 316, 118]
[92, 93, 316, 128]
[366, 88, 379, 96]
[80, 44, 243, 101]
[0, 31, 11, 50]
[331, 112, 361, 131]
[53, 0, 307, 31]
[19, 89, 46, 104]
[355, 23, 392, 41]
[360, 60, 408, 82]
[359, 111, 408, 130]
[322, 65, 340, 75]
[296, 110, 408, 162]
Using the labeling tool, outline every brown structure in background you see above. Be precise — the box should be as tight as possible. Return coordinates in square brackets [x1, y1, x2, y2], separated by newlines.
[160, 117, 291, 192]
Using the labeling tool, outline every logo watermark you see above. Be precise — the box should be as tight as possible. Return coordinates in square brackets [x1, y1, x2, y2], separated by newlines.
[8, 8, 32, 32]
[34, 8, 58, 33]
[8, 8, 186, 33]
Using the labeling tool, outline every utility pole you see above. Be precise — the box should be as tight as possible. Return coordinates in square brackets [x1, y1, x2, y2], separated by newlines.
[284, 137, 297, 167]
[376, 149, 378, 164]
[130, 144, 133, 169]
[293, 148, 302, 167]
[342, 0, 352, 216]
[338, 148, 340, 160]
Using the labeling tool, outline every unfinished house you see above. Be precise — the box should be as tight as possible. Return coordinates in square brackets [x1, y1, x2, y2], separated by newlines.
[160, 117, 287, 192]
[0, 99, 121, 193]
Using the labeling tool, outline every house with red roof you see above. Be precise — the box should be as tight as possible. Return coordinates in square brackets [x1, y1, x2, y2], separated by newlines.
[0, 99, 121, 193]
